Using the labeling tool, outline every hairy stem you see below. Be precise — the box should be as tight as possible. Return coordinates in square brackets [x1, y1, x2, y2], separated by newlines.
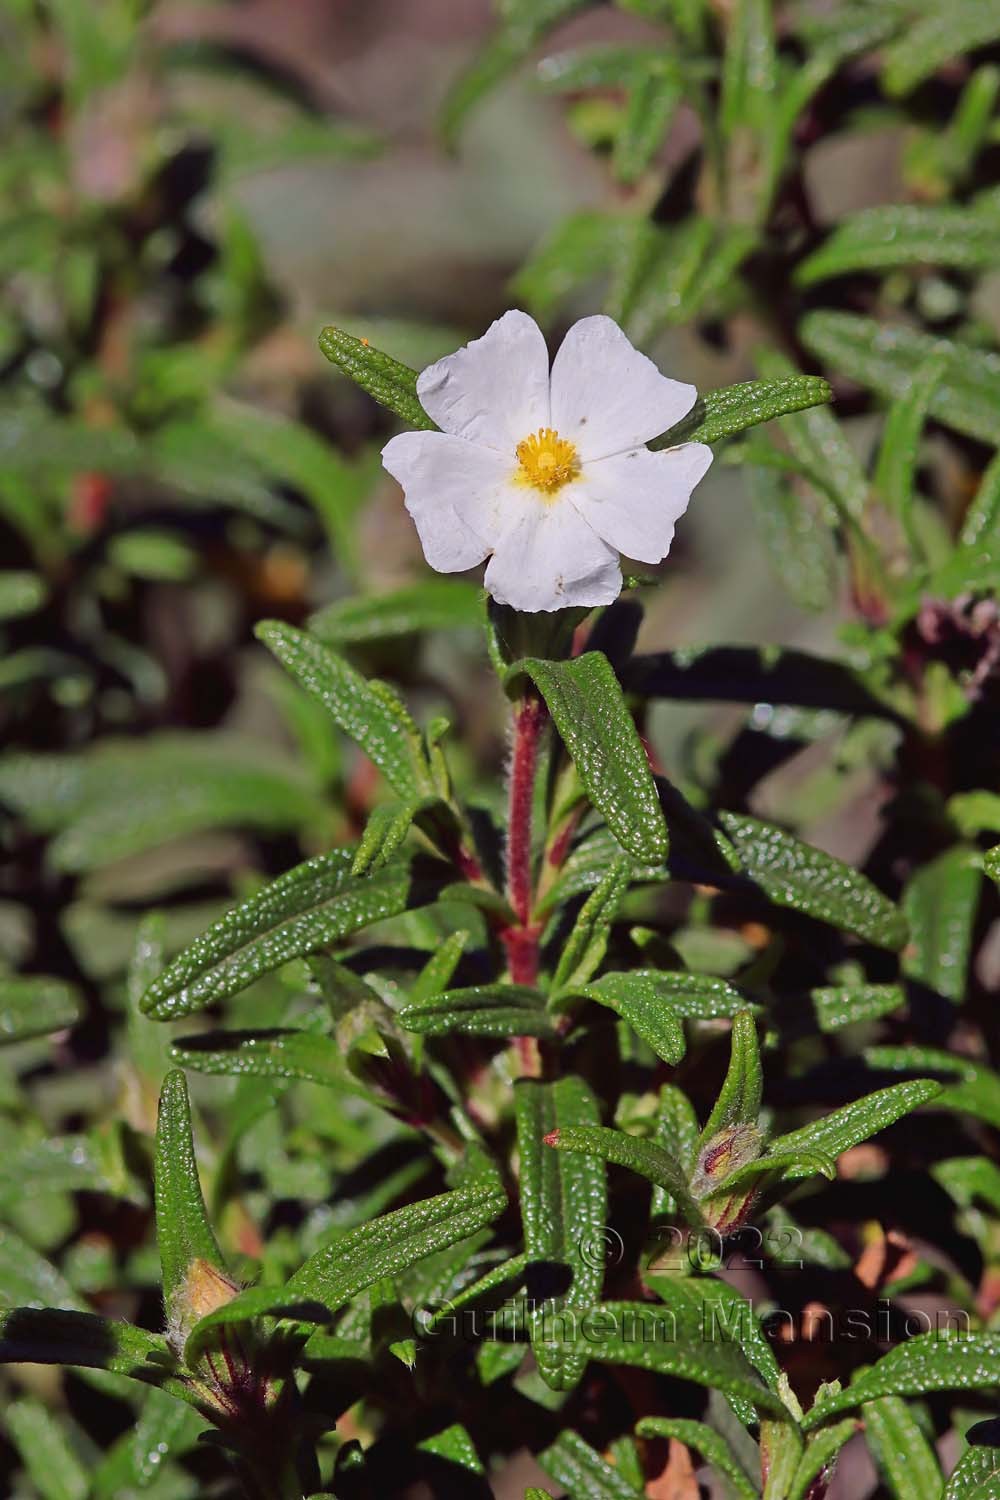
[504, 694, 547, 1072]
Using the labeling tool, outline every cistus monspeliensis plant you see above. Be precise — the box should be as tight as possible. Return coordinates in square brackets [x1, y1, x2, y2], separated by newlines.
[3, 304, 1000, 1497]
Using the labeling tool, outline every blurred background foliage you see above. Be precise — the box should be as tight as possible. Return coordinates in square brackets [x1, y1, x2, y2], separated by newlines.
[2, 0, 1000, 1495]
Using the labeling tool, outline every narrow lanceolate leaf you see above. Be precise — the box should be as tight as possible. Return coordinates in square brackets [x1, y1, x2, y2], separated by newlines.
[788, 1420, 858, 1500]
[797, 206, 1000, 285]
[635, 1419, 758, 1499]
[141, 849, 445, 1019]
[310, 579, 483, 645]
[539, 1431, 644, 1499]
[874, 351, 951, 523]
[318, 326, 435, 429]
[613, 59, 681, 184]
[766, 1079, 942, 1164]
[754, 347, 868, 520]
[656, 375, 832, 449]
[748, 464, 837, 611]
[801, 313, 1000, 446]
[128, 1389, 205, 1491]
[720, 812, 908, 950]
[517, 1077, 607, 1392]
[0, 975, 81, 1044]
[811, 983, 904, 1033]
[185, 1174, 504, 1365]
[650, 1084, 700, 1220]
[0, 1225, 85, 1312]
[578, 1290, 786, 1413]
[171, 1029, 363, 1091]
[552, 858, 630, 993]
[882, 0, 1000, 97]
[352, 797, 433, 876]
[865, 1046, 1000, 1130]
[572, 972, 686, 1064]
[257, 621, 430, 796]
[934, 1157, 1000, 1216]
[864, 1396, 945, 1500]
[0, 1307, 175, 1383]
[804, 1331, 1000, 1428]
[545, 1124, 701, 1226]
[399, 984, 554, 1038]
[5, 1398, 89, 1500]
[901, 846, 981, 1004]
[944, 1444, 1000, 1499]
[699, 1011, 762, 1144]
[154, 1072, 229, 1338]
[512, 653, 668, 863]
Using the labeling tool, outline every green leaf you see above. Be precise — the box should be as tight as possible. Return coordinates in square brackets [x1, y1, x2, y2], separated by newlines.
[873, 351, 951, 532]
[865, 1046, 1000, 1130]
[0, 974, 81, 1044]
[650, 1083, 700, 1219]
[719, 812, 909, 950]
[572, 971, 686, 1064]
[754, 347, 868, 520]
[634, 1418, 758, 1499]
[657, 375, 832, 449]
[0, 1307, 175, 1384]
[748, 464, 837, 611]
[864, 1396, 944, 1500]
[4, 1398, 89, 1500]
[699, 1011, 762, 1143]
[140, 848, 445, 1020]
[933, 1156, 1000, 1216]
[512, 653, 668, 863]
[352, 797, 434, 877]
[798, 206, 1000, 285]
[417, 1423, 484, 1474]
[257, 621, 431, 797]
[811, 983, 905, 1033]
[517, 1076, 607, 1391]
[128, 1388, 206, 1492]
[901, 846, 981, 1003]
[439, 0, 588, 146]
[944, 1443, 1000, 1499]
[804, 1331, 1000, 1428]
[171, 1029, 365, 1091]
[408, 930, 469, 1006]
[538, 1431, 644, 1498]
[185, 1173, 504, 1365]
[883, 0, 1000, 96]
[720, 0, 777, 138]
[958, 450, 1000, 552]
[766, 1079, 943, 1165]
[0, 1225, 85, 1313]
[552, 858, 631, 992]
[318, 326, 434, 429]
[310, 580, 484, 645]
[545, 1123, 702, 1225]
[512, 211, 631, 322]
[154, 1072, 229, 1341]
[613, 57, 681, 184]
[399, 984, 554, 1038]
[0, 570, 46, 621]
[987, 844, 1000, 890]
[787, 1419, 858, 1500]
[800, 313, 1000, 446]
[580, 1286, 786, 1413]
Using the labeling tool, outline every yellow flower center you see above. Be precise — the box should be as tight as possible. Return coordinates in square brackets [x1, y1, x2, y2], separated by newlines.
[514, 427, 580, 496]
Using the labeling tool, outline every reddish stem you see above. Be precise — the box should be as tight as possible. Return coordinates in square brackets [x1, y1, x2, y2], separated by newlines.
[505, 696, 546, 927]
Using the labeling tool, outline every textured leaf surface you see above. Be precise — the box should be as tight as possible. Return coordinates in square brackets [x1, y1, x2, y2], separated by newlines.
[766, 1079, 942, 1163]
[635, 1418, 758, 1499]
[258, 622, 429, 796]
[171, 1029, 362, 1089]
[720, 812, 908, 949]
[801, 313, 1000, 445]
[141, 849, 445, 1019]
[318, 326, 434, 428]
[797, 205, 1000, 283]
[539, 1430, 644, 1498]
[944, 1443, 1000, 1499]
[699, 1011, 762, 1142]
[400, 985, 554, 1038]
[573, 971, 686, 1064]
[310, 580, 483, 644]
[546, 1124, 701, 1224]
[864, 1396, 944, 1500]
[154, 1072, 229, 1336]
[788, 1420, 858, 1500]
[513, 653, 668, 863]
[804, 1332, 1000, 1427]
[865, 1046, 1000, 1129]
[0, 975, 81, 1044]
[811, 983, 904, 1033]
[517, 1076, 607, 1391]
[902, 847, 981, 1003]
[658, 376, 832, 448]
[552, 858, 630, 993]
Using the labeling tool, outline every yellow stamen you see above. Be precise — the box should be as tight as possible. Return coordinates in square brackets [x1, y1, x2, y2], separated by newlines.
[514, 427, 580, 497]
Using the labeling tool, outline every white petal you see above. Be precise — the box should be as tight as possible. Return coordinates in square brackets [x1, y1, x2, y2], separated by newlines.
[570, 443, 713, 564]
[484, 500, 621, 613]
[381, 431, 515, 571]
[549, 315, 698, 460]
[416, 309, 550, 452]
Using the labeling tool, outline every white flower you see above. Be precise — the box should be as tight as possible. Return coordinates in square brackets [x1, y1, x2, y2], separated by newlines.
[380, 310, 712, 613]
